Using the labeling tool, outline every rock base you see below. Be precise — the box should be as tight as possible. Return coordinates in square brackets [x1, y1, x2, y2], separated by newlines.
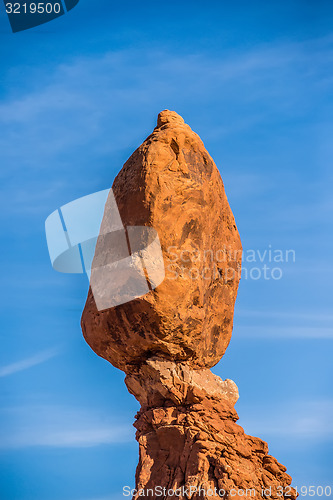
[126, 359, 297, 500]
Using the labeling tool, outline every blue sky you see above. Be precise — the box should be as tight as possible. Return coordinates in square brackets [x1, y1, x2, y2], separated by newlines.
[0, 1, 332, 499]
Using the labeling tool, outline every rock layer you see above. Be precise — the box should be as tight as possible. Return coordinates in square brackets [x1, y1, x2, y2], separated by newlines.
[81, 111, 296, 500]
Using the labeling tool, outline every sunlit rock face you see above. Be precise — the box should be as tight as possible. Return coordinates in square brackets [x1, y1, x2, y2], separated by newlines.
[81, 111, 296, 500]
[81, 110, 242, 373]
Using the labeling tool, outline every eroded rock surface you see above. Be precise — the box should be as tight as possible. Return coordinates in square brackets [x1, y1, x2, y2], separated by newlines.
[81, 110, 242, 372]
[128, 359, 296, 500]
[81, 111, 296, 500]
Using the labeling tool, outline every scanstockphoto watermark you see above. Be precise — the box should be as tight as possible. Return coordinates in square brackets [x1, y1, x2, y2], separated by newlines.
[123, 485, 332, 498]
[166, 245, 296, 282]
[123, 485, 256, 497]
[45, 186, 296, 312]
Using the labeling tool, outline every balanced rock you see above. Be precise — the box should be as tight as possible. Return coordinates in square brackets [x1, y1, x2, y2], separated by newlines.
[81, 110, 242, 372]
[81, 111, 296, 500]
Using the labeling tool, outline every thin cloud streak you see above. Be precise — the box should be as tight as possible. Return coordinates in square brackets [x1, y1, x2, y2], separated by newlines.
[236, 326, 333, 339]
[0, 35, 332, 166]
[238, 399, 333, 441]
[237, 309, 333, 323]
[0, 405, 134, 449]
[0, 426, 132, 449]
[0, 347, 60, 377]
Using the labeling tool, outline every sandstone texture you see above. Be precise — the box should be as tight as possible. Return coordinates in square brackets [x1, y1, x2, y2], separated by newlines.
[81, 111, 296, 500]
[81, 110, 242, 372]
[127, 359, 296, 500]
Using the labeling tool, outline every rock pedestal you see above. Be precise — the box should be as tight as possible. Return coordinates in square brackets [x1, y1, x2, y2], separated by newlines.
[126, 359, 295, 499]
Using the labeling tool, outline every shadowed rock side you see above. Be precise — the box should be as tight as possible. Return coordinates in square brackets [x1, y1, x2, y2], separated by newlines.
[81, 111, 296, 500]
[81, 110, 242, 372]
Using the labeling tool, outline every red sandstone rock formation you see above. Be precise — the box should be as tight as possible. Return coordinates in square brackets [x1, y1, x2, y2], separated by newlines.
[126, 359, 295, 500]
[82, 110, 242, 372]
[81, 111, 296, 500]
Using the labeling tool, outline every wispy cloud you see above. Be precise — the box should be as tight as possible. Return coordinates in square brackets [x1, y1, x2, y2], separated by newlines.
[0, 35, 332, 165]
[1, 34, 332, 225]
[237, 309, 333, 323]
[235, 325, 333, 339]
[234, 308, 333, 339]
[2, 426, 132, 448]
[238, 399, 333, 441]
[0, 405, 133, 449]
[0, 347, 60, 377]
